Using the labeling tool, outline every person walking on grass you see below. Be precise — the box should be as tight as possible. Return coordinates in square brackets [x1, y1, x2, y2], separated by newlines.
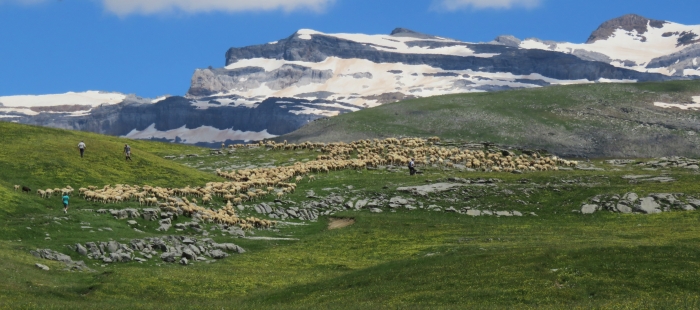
[62, 193, 69, 213]
[409, 158, 416, 176]
[78, 141, 86, 158]
[124, 144, 132, 161]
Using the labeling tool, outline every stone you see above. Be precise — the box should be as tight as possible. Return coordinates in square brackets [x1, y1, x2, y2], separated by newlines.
[212, 243, 245, 254]
[681, 205, 696, 211]
[581, 204, 599, 214]
[616, 204, 633, 214]
[75, 243, 88, 256]
[354, 199, 368, 209]
[370, 208, 383, 213]
[160, 252, 177, 263]
[636, 197, 662, 214]
[156, 223, 171, 232]
[512, 211, 523, 217]
[688, 199, 700, 208]
[623, 193, 639, 204]
[466, 210, 481, 216]
[389, 197, 409, 205]
[228, 226, 245, 238]
[685, 165, 699, 170]
[134, 257, 147, 263]
[107, 241, 120, 253]
[445, 207, 458, 213]
[141, 208, 160, 221]
[35, 263, 50, 271]
[396, 183, 466, 196]
[180, 257, 189, 265]
[127, 220, 138, 226]
[496, 211, 512, 217]
[182, 249, 197, 260]
[182, 238, 195, 244]
[405, 205, 417, 211]
[482, 210, 493, 216]
[209, 249, 229, 259]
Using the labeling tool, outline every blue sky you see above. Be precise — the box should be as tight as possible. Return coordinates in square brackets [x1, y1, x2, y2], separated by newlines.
[0, 0, 698, 98]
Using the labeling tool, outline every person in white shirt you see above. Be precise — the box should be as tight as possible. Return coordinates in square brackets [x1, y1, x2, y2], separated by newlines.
[78, 141, 86, 158]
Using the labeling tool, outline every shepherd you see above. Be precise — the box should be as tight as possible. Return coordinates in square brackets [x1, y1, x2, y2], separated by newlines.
[124, 144, 132, 161]
[78, 140, 86, 158]
[62, 193, 69, 213]
[409, 158, 416, 176]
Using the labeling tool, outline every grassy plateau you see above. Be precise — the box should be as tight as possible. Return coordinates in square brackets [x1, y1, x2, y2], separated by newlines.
[1, 92, 700, 309]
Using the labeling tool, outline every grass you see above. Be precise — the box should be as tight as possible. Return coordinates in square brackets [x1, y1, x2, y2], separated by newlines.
[1, 122, 700, 308]
[279, 80, 700, 158]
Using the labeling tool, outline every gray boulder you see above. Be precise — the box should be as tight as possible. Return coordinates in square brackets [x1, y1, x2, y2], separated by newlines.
[180, 257, 189, 265]
[581, 204, 599, 214]
[369, 208, 383, 213]
[636, 197, 662, 214]
[681, 205, 696, 211]
[75, 243, 88, 256]
[467, 210, 481, 216]
[616, 204, 633, 214]
[141, 208, 160, 221]
[35, 263, 50, 271]
[209, 249, 229, 259]
[160, 252, 178, 263]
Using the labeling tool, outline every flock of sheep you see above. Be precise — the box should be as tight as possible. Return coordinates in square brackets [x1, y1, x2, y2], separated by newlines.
[14, 137, 577, 232]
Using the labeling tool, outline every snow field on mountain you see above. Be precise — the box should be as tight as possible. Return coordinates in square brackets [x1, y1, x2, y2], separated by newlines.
[519, 21, 700, 74]
[295, 29, 499, 58]
[220, 56, 628, 109]
[0, 91, 126, 108]
[122, 123, 277, 144]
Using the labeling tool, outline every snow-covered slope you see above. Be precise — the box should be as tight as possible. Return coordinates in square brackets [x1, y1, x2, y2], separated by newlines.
[190, 22, 673, 111]
[514, 14, 700, 76]
[0, 91, 127, 117]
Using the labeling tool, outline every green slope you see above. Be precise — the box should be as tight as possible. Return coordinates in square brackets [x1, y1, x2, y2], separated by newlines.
[1, 123, 700, 309]
[0, 122, 216, 193]
[280, 80, 700, 158]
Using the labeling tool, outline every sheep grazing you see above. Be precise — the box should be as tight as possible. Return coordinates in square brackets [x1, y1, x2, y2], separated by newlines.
[14, 185, 20, 191]
[22, 186, 31, 193]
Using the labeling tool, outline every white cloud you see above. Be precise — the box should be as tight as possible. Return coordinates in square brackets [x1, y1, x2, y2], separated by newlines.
[101, 0, 335, 16]
[435, 0, 541, 10]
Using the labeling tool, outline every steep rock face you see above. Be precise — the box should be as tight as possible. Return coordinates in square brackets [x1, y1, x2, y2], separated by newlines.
[189, 65, 334, 97]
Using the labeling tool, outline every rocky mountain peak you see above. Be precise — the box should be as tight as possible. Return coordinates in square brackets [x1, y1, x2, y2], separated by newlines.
[389, 28, 439, 39]
[586, 14, 668, 43]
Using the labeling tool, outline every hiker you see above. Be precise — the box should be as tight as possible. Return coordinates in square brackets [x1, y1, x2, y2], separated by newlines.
[409, 158, 416, 175]
[124, 144, 132, 161]
[78, 141, 86, 158]
[62, 193, 69, 213]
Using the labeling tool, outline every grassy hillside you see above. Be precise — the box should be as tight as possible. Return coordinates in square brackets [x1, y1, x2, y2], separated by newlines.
[1, 122, 700, 308]
[280, 80, 700, 158]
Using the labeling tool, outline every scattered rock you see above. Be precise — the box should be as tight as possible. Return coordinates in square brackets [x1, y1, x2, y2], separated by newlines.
[581, 204, 599, 214]
[35, 263, 50, 271]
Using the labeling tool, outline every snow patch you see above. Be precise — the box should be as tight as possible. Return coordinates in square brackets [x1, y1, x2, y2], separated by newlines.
[0, 91, 125, 108]
[122, 124, 277, 144]
[654, 99, 700, 110]
[151, 96, 169, 104]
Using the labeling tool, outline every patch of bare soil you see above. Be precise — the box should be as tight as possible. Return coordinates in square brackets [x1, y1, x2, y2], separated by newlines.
[328, 217, 355, 230]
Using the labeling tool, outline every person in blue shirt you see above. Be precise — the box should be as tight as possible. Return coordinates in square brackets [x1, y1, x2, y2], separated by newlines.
[62, 194, 69, 213]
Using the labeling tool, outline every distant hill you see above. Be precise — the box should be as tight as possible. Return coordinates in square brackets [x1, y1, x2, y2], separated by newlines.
[278, 80, 700, 158]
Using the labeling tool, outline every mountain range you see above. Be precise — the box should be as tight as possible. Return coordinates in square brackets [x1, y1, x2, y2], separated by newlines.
[0, 14, 698, 147]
